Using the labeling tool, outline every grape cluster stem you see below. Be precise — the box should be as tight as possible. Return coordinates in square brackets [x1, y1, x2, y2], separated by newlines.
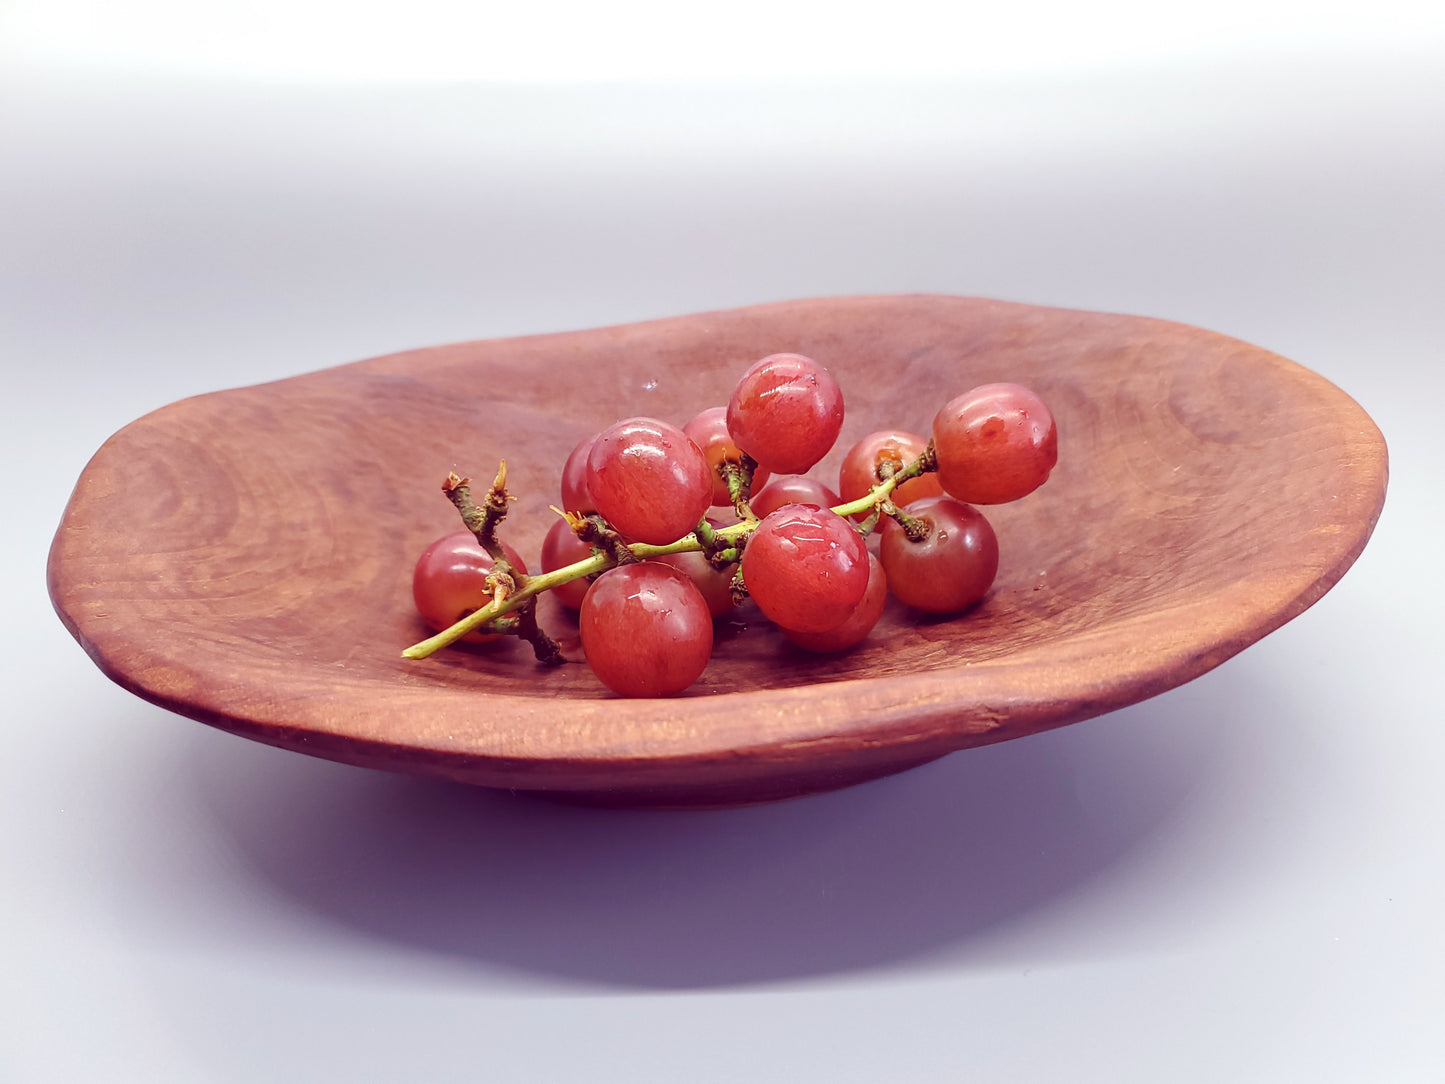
[402, 445, 937, 661]
[439, 464, 565, 665]
[444, 466, 511, 562]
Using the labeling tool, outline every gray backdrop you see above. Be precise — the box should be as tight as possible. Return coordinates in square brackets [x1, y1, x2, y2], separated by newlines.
[4, 41, 1441, 1083]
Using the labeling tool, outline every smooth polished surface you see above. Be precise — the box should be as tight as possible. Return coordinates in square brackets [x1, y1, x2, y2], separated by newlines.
[5, 48, 1442, 1084]
[49, 297, 1385, 804]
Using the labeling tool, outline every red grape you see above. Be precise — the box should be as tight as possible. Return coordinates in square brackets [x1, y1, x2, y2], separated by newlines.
[539, 517, 597, 611]
[879, 497, 998, 614]
[653, 550, 737, 618]
[749, 476, 842, 519]
[413, 532, 529, 642]
[740, 505, 869, 633]
[838, 429, 944, 510]
[682, 406, 771, 507]
[782, 553, 888, 652]
[932, 383, 1057, 505]
[560, 435, 597, 513]
[726, 353, 844, 474]
[586, 417, 712, 545]
[579, 563, 713, 697]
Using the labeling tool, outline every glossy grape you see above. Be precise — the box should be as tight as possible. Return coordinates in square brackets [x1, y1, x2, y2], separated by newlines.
[838, 429, 944, 510]
[579, 563, 713, 697]
[932, 383, 1057, 505]
[749, 475, 842, 519]
[412, 532, 529, 642]
[653, 550, 737, 618]
[586, 417, 712, 545]
[740, 505, 869, 633]
[682, 406, 771, 507]
[782, 553, 888, 653]
[726, 353, 844, 474]
[539, 517, 597, 611]
[560, 435, 597, 513]
[879, 497, 998, 614]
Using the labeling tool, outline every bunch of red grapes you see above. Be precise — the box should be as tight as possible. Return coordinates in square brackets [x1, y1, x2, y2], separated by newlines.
[410, 352, 1057, 697]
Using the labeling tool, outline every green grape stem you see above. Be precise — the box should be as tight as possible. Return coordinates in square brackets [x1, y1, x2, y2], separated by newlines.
[402, 446, 935, 660]
[444, 466, 514, 567]
[722, 452, 761, 520]
[884, 502, 932, 542]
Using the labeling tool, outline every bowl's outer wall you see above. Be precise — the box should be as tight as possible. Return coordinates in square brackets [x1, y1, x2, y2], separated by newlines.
[48, 296, 1387, 805]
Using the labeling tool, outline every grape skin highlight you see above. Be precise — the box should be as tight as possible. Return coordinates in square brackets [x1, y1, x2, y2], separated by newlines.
[740, 505, 869, 633]
[586, 417, 713, 545]
[579, 563, 713, 697]
[726, 353, 844, 475]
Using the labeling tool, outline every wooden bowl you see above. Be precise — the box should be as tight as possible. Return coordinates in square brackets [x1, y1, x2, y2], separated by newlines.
[48, 296, 1387, 807]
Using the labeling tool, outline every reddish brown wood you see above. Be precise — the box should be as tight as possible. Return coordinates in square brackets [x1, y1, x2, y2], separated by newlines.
[48, 296, 1388, 806]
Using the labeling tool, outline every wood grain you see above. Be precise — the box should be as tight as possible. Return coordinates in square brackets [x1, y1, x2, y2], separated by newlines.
[48, 296, 1388, 806]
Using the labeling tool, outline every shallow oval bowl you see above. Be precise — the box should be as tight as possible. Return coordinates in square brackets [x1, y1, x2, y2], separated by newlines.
[48, 296, 1388, 806]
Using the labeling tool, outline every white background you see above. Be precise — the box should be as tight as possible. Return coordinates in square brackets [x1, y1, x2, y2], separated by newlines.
[3, 3, 1443, 1080]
